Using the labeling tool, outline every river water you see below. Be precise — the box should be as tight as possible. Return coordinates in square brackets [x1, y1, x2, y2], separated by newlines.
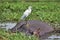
[0, 22, 16, 30]
[0, 22, 60, 40]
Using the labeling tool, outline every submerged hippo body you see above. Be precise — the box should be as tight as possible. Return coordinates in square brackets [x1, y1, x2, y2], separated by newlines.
[10, 20, 54, 36]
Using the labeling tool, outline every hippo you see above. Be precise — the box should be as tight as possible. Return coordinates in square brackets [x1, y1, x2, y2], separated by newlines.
[10, 20, 54, 37]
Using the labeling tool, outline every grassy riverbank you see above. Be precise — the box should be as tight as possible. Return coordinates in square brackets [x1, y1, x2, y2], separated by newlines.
[0, 2, 60, 23]
[0, 29, 38, 40]
[0, 1, 60, 40]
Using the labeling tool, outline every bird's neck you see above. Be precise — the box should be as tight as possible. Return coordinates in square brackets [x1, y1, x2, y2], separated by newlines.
[28, 8, 31, 11]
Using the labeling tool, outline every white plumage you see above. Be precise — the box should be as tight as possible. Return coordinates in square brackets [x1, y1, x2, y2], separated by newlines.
[21, 6, 32, 20]
[0, 6, 32, 30]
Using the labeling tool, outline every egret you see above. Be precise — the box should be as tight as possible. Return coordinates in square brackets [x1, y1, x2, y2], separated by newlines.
[21, 6, 32, 20]
[0, 6, 32, 31]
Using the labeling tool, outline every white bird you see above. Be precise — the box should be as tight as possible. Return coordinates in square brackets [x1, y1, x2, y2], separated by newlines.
[21, 6, 32, 20]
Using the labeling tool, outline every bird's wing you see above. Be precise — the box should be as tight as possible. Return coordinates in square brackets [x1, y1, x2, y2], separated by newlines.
[24, 9, 31, 16]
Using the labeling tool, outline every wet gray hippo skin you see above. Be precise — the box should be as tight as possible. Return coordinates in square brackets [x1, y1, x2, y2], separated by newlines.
[10, 20, 54, 36]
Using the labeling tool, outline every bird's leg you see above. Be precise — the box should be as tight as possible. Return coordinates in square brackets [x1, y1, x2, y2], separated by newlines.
[25, 19, 27, 25]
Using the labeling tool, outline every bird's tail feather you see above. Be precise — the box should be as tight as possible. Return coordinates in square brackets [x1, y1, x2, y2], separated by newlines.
[21, 15, 26, 20]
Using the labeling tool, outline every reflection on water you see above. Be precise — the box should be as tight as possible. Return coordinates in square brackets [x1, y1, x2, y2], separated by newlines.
[0, 22, 16, 30]
[40, 34, 60, 40]
[0, 22, 60, 40]
[44, 38, 60, 40]
[48, 35, 60, 38]
[46, 35, 60, 40]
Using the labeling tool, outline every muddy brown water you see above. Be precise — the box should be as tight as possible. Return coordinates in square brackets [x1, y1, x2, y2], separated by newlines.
[0, 20, 60, 40]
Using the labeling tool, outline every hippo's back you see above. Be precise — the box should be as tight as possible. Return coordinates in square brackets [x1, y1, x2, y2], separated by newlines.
[27, 20, 54, 35]
[10, 20, 54, 36]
